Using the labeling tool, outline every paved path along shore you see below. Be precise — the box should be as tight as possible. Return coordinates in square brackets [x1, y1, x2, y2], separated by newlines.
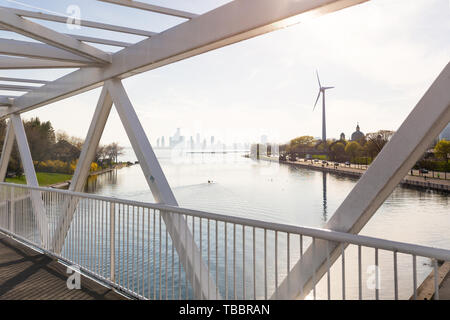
[278, 158, 450, 192]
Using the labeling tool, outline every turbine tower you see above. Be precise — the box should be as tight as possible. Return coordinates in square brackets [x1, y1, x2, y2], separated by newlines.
[313, 71, 334, 149]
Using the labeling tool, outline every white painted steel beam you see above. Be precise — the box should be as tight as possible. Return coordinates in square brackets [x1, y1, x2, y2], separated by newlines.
[0, 39, 94, 63]
[0, 120, 14, 181]
[66, 35, 132, 48]
[273, 61, 450, 299]
[52, 86, 113, 253]
[0, 56, 95, 69]
[0, 96, 14, 105]
[3, 0, 369, 117]
[1, 6, 156, 37]
[97, 0, 198, 19]
[0, 77, 50, 84]
[0, 8, 111, 64]
[106, 80, 177, 205]
[0, 84, 37, 92]
[106, 79, 219, 299]
[9, 114, 49, 248]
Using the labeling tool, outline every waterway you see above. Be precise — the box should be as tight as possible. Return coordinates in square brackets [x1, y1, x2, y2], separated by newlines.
[85, 150, 449, 299]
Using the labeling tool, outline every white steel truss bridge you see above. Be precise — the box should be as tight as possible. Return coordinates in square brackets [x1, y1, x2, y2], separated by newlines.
[0, 0, 449, 300]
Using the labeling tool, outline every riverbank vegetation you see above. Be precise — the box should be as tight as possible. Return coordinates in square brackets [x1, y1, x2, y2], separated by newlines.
[262, 130, 449, 173]
[5, 172, 73, 186]
[0, 117, 125, 179]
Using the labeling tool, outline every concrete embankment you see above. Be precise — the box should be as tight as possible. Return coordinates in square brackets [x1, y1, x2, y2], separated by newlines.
[257, 156, 450, 193]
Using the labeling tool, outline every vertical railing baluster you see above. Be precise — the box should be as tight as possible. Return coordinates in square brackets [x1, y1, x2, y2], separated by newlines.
[165, 219, 168, 300]
[253, 227, 256, 300]
[184, 214, 188, 300]
[275, 231, 278, 299]
[215, 220, 218, 300]
[132, 206, 135, 292]
[110, 202, 115, 282]
[127, 205, 130, 290]
[375, 248, 379, 300]
[199, 218, 202, 300]
[142, 207, 145, 298]
[312, 237, 316, 300]
[225, 222, 228, 300]
[148, 208, 151, 299]
[192, 216, 195, 299]
[327, 240, 331, 300]
[178, 213, 182, 300]
[94, 200, 98, 275]
[172, 220, 175, 300]
[300, 235, 303, 257]
[9, 187, 14, 235]
[90, 198, 93, 272]
[233, 223, 236, 300]
[341, 243, 346, 300]
[264, 228, 267, 300]
[413, 255, 417, 300]
[393, 251, 398, 300]
[358, 245, 362, 300]
[287, 233, 290, 280]
[153, 211, 156, 299]
[243, 225, 245, 300]
[208, 219, 210, 300]
[434, 259, 439, 300]
[159, 212, 162, 299]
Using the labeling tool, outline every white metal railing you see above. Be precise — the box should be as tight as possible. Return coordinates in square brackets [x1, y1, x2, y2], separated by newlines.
[0, 182, 448, 300]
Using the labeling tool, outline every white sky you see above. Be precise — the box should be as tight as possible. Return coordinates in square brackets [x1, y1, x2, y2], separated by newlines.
[1, 0, 449, 146]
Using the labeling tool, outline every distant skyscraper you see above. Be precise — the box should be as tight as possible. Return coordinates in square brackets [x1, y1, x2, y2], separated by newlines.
[196, 133, 200, 145]
[202, 138, 207, 149]
[190, 136, 194, 149]
[156, 138, 160, 148]
[161, 136, 165, 148]
[261, 135, 268, 144]
[211, 136, 215, 146]
[170, 128, 184, 147]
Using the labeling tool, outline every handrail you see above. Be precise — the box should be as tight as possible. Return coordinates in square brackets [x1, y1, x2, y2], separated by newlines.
[1, 181, 449, 261]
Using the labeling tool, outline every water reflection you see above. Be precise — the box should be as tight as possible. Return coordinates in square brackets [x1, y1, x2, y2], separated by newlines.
[83, 153, 449, 299]
[322, 172, 327, 221]
[85, 170, 118, 193]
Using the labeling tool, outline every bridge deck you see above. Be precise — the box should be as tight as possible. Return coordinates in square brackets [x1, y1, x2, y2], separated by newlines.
[0, 234, 127, 300]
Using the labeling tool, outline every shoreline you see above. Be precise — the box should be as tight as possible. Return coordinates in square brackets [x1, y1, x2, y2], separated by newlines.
[257, 155, 450, 193]
[48, 163, 132, 189]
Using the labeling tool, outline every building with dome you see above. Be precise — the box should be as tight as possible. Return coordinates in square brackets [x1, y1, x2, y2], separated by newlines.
[439, 123, 450, 141]
[350, 123, 365, 142]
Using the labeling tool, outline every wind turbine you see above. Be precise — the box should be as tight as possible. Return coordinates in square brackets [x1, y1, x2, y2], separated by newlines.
[313, 70, 334, 149]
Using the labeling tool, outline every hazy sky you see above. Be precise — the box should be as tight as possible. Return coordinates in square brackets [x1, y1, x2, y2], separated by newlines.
[1, 0, 449, 147]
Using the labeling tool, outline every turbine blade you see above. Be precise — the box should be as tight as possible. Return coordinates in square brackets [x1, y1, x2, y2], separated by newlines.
[313, 91, 321, 110]
[316, 70, 322, 88]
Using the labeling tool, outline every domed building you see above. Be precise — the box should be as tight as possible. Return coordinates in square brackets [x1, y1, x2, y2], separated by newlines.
[351, 123, 365, 141]
[439, 123, 450, 141]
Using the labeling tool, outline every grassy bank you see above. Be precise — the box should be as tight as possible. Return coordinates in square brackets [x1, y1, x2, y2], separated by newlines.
[5, 172, 72, 186]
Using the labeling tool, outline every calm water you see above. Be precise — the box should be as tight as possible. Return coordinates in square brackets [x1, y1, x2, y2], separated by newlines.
[85, 150, 449, 299]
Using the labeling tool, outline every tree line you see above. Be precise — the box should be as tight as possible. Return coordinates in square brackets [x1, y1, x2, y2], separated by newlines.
[0, 118, 124, 177]
[279, 130, 450, 171]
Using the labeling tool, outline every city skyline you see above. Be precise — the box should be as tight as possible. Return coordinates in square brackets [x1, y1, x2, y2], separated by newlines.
[1, 0, 449, 149]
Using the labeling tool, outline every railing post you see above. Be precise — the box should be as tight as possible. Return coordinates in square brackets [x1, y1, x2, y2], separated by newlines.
[9, 187, 14, 233]
[110, 202, 115, 282]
